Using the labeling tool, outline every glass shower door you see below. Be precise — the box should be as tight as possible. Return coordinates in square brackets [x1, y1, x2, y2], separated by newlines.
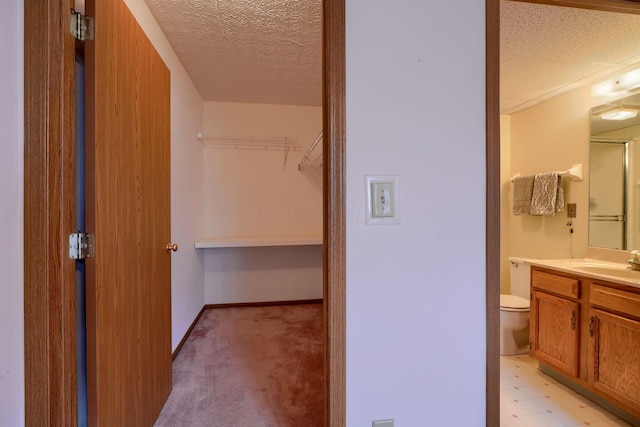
[589, 141, 626, 249]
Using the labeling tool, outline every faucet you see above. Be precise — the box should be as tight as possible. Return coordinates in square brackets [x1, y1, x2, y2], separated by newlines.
[627, 250, 640, 270]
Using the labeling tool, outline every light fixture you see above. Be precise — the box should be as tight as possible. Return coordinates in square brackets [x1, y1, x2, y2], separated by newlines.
[595, 105, 640, 121]
[592, 67, 640, 97]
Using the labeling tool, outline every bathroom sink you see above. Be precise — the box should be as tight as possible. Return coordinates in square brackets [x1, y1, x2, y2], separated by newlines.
[527, 258, 640, 287]
[562, 260, 622, 269]
[557, 259, 637, 277]
[572, 265, 640, 280]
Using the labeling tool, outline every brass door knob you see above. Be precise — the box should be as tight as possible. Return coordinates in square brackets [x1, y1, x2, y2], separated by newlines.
[165, 243, 178, 253]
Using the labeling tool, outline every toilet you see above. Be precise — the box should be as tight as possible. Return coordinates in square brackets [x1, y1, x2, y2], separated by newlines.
[500, 257, 531, 355]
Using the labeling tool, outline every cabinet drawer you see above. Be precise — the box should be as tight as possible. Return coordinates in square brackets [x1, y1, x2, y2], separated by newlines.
[590, 284, 640, 319]
[532, 269, 579, 299]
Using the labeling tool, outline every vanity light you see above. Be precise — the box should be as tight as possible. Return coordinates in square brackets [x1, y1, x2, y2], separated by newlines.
[592, 67, 640, 97]
[596, 106, 640, 121]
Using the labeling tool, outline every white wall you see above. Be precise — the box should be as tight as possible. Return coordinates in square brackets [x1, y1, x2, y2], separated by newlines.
[0, 0, 24, 424]
[202, 102, 323, 304]
[124, 0, 205, 350]
[345, 1, 487, 424]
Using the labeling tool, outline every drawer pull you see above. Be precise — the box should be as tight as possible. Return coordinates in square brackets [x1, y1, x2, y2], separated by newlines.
[570, 310, 576, 330]
[589, 316, 595, 337]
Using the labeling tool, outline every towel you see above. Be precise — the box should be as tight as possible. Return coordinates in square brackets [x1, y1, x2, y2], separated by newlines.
[530, 172, 564, 215]
[512, 175, 534, 215]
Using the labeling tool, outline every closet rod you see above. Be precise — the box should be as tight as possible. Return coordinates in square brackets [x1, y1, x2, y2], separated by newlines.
[197, 133, 300, 148]
[196, 133, 302, 168]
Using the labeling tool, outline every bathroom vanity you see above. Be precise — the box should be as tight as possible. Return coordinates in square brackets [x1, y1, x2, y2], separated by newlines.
[527, 258, 640, 421]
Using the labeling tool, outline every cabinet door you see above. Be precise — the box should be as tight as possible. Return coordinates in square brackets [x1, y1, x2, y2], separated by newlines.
[530, 290, 580, 377]
[589, 309, 640, 411]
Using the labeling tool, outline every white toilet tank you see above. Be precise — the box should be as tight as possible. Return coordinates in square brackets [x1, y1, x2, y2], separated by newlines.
[509, 257, 531, 300]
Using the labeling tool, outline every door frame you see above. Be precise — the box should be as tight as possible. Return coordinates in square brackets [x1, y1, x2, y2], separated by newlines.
[323, 1, 346, 425]
[486, 1, 500, 424]
[26, 0, 640, 426]
[22, 0, 348, 425]
[24, 0, 77, 424]
[488, 1, 640, 426]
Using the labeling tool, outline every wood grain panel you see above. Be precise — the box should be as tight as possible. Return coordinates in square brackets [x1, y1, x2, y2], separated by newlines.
[532, 268, 580, 299]
[531, 290, 580, 377]
[591, 284, 640, 319]
[24, 0, 78, 425]
[486, 0, 501, 425]
[323, 1, 346, 425]
[84, 0, 172, 424]
[590, 309, 640, 411]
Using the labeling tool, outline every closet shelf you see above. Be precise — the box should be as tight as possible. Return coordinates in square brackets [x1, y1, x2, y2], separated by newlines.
[195, 236, 323, 249]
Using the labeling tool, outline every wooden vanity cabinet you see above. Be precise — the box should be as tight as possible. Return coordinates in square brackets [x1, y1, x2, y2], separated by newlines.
[588, 284, 640, 412]
[529, 267, 640, 419]
[530, 269, 580, 377]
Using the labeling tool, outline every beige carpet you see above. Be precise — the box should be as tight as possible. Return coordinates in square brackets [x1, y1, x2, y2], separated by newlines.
[154, 304, 324, 427]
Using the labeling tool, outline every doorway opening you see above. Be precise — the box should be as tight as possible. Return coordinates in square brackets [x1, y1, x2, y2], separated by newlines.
[23, 0, 346, 425]
[494, 1, 640, 425]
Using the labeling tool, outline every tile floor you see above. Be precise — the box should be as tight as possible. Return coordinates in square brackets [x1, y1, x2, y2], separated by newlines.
[500, 355, 634, 427]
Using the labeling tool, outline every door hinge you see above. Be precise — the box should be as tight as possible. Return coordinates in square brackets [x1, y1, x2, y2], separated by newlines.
[69, 232, 95, 260]
[70, 10, 94, 41]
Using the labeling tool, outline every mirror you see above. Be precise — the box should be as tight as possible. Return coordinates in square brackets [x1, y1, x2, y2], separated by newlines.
[590, 93, 640, 250]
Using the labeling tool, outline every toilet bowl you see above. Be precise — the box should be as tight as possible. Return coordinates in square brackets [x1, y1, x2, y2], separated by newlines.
[500, 257, 531, 355]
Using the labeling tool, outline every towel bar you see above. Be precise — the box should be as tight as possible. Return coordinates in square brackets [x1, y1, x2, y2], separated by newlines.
[510, 163, 582, 182]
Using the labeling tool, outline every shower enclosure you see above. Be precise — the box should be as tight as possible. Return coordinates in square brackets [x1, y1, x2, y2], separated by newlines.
[589, 140, 627, 249]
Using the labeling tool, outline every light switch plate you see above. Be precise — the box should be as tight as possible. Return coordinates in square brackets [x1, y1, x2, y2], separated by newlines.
[372, 419, 394, 427]
[365, 175, 400, 225]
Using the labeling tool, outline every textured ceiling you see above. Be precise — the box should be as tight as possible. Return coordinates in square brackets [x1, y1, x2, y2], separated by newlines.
[501, 1, 640, 114]
[144, 1, 640, 112]
[145, 0, 322, 106]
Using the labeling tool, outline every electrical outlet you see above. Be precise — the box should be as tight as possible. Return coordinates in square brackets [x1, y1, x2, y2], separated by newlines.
[372, 420, 394, 427]
[567, 203, 577, 218]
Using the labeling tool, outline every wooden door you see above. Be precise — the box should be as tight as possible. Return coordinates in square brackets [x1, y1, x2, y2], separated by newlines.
[530, 290, 580, 377]
[589, 309, 640, 412]
[84, 0, 172, 425]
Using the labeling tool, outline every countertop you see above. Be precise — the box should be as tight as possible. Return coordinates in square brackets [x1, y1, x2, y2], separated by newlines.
[523, 257, 640, 289]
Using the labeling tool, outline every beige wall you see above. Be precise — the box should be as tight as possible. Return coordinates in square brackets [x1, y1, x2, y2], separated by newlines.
[500, 115, 511, 294]
[505, 86, 592, 266]
[503, 80, 640, 282]
[202, 101, 322, 238]
[201, 102, 323, 304]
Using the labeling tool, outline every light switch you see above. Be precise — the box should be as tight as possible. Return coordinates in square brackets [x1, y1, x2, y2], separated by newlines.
[371, 181, 394, 218]
[365, 175, 400, 225]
